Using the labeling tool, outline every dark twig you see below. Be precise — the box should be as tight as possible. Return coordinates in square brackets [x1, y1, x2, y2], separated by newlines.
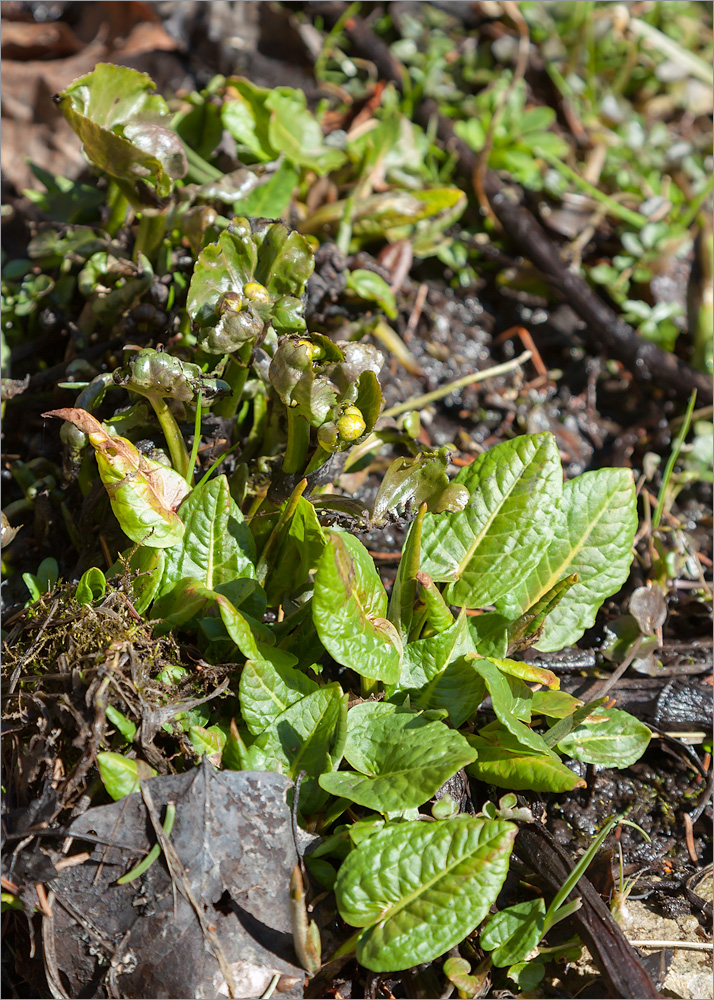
[306, 2, 712, 406]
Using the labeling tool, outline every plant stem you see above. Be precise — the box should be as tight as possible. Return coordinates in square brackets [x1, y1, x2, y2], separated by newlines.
[105, 182, 130, 236]
[653, 390, 697, 529]
[360, 675, 379, 698]
[186, 390, 203, 486]
[283, 408, 310, 475]
[147, 394, 190, 479]
[213, 345, 252, 419]
[382, 351, 532, 419]
[134, 212, 168, 264]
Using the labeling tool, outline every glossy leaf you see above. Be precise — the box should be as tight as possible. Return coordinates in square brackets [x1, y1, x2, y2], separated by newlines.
[469, 656, 558, 758]
[420, 433, 562, 608]
[394, 614, 484, 727]
[75, 567, 107, 605]
[112, 348, 230, 404]
[44, 408, 189, 547]
[345, 269, 397, 319]
[556, 707, 651, 767]
[55, 64, 186, 196]
[334, 817, 517, 972]
[244, 684, 348, 811]
[313, 531, 402, 684]
[96, 752, 156, 801]
[158, 475, 255, 597]
[387, 502, 426, 639]
[467, 721, 585, 792]
[496, 470, 637, 650]
[264, 496, 326, 606]
[480, 898, 546, 967]
[319, 702, 476, 812]
[239, 647, 319, 736]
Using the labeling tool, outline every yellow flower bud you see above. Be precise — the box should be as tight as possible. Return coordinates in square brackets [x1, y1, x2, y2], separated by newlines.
[336, 407, 366, 441]
[244, 282, 270, 303]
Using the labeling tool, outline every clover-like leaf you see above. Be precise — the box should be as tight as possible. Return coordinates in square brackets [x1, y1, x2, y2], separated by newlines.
[496, 470, 637, 650]
[313, 531, 402, 684]
[55, 64, 186, 196]
[319, 701, 476, 812]
[44, 408, 188, 547]
[420, 433, 562, 608]
[334, 817, 517, 972]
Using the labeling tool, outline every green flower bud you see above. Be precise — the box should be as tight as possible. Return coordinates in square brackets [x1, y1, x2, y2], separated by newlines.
[400, 410, 421, 438]
[244, 281, 270, 303]
[336, 406, 366, 442]
[296, 339, 325, 361]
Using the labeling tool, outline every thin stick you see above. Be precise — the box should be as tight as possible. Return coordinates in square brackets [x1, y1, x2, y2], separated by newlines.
[382, 351, 532, 419]
[629, 939, 713, 952]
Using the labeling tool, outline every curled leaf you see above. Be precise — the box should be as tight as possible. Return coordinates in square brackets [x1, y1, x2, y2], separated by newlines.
[43, 408, 189, 548]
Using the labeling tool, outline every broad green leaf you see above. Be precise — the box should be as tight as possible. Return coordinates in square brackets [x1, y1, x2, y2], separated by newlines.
[55, 64, 186, 196]
[394, 614, 484, 727]
[466, 724, 585, 793]
[319, 702, 476, 812]
[420, 433, 562, 608]
[266, 89, 346, 175]
[105, 706, 136, 743]
[556, 707, 651, 767]
[43, 408, 188, 548]
[531, 690, 583, 719]
[468, 657, 558, 757]
[496, 470, 637, 650]
[159, 475, 255, 596]
[313, 531, 402, 684]
[264, 496, 326, 606]
[334, 817, 517, 972]
[246, 684, 348, 811]
[240, 647, 319, 735]
[75, 567, 107, 604]
[96, 752, 156, 801]
[480, 898, 546, 967]
[188, 725, 226, 758]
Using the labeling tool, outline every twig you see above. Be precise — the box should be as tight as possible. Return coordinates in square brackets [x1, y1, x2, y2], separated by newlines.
[381, 351, 532, 418]
[629, 939, 713, 952]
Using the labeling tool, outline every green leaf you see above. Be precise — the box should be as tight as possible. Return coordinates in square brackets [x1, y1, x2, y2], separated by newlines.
[387, 502, 426, 639]
[188, 725, 226, 757]
[480, 898, 546, 967]
[159, 475, 255, 597]
[151, 578, 263, 659]
[55, 64, 186, 196]
[466, 724, 586, 793]
[75, 567, 107, 605]
[44, 408, 188, 548]
[265, 89, 346, 175]
[334, 817, 517, 972]
[264, 496, 326, 606]
[556, 707, 651, 767]
[420, 433, 562, 608]
[469, 657, 557, 757]
[313, 531, 402, 684]
[531, 689, 583, 719]
[247, 684, 348, 811]
[105, 705, 136, 743]
[233, 160, 298, 218]
[239, 647, 319, 736]
[345, 269, 398, 319]
[395, 614, 484, 727]
[96, 752, 156, 801]
[319, 702, 477, 812]
[496, 470, 637, 650]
